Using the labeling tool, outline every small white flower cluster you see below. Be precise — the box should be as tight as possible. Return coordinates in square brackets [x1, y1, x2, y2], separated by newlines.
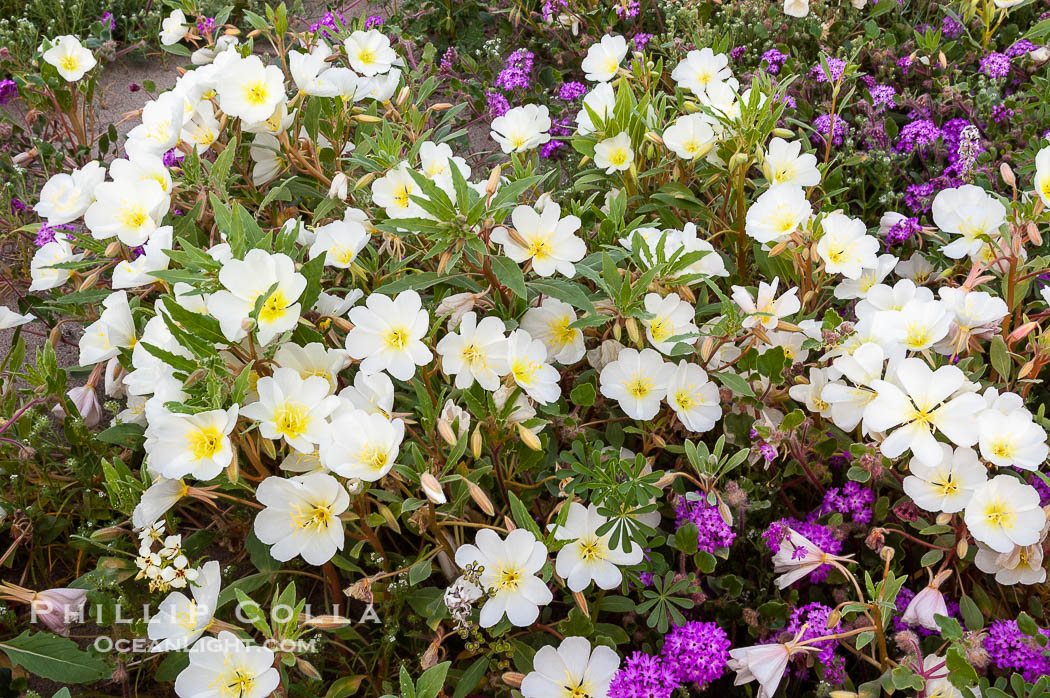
[135, 527, 197, 592]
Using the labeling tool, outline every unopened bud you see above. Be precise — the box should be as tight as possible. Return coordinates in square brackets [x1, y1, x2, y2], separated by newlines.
[104, 241, 123, 257]
[470, 424, 482, 459]
[956, 538, 968, 559]
[296, 658, 322, 680]
[644, 131, 664, 146]
[502, 672, 524, 688]
[396, 87, 410, 108]
[430, 103, 453, 111]
[517, 422, 542, 451]
[699, 337, 714, 362]
[226, 447, 239, 484]
[467, 480, 495, 516]
[302, 615, 352, 629]
[826, 610, 841, 628]
[625, 317, 641, 346]
[91, 526, 124, 541]
[880, 546, 895, 562]
[771, 128, 794, 139]
[78, 271, 100, 292]
[436, 418, 456, 446]
[572, 590, 589, 616]
[1000, 162, 1016, 188]
[420, 473, 446, 505]
[353, 114, 382, 123]
[355, 172, 376, 190]
[1008, 321, 1038, 344]
[655, 472, 678, 488]
[935, 512, 952, 526]
[728, 152, 749, 171]
[485, 166, 502, 196]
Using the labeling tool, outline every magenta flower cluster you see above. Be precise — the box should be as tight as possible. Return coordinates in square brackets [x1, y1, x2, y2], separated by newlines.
[674, 497, 736, 552]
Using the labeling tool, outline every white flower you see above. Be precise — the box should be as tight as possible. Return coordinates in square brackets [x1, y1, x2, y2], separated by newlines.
[789, 368, 836, 419]
[784, 0, 810, 17]
[642, 292, 698, 355]
[666, 361, 721, 433]
[521, 636, 619, 698]
[216, 54, 286, 124]
[207, 249, 306, 346]
[978, 410, 1049, 470]
[84, 178, 169, 246]
[902, 444, 986, 514]
[145, 406, 240, 481]
[874, 298, 951, 352]
[43, 35, 96, 81]
[671, 48, 732, 97]
[833, 254, 899, 300]
[935, 287, 1008, 356]
[731, 277, 801, 330]
[506, 330, 561, 404]
[745, 184, 812, 244]
[932, 185, 1007, 260]
[132, 477, 187, 529]
[491, 104, 552, 153]
[663, 113, 716, 160]
[148, 560, 220, 652]
[249, 134, 284, 185]
[728, 636, 812, 698]
[371, 162, 426, 219]
[594, 131, 634, 174]
[581, 34, 628, 82]
[622, 223, 728, 281]
[274, 342, 348, 394]
[321, 409, 404, 481]
[289, 44, 339, 96]
[344, 30, 396, 76]
[112, 226, 172, 289]
[975, 539, 1048, 585]
[491, 200, 585, 278]
[33, 161, 105, 225]
[418, 140, 470, 181]
[159, 10, 189, 46]
[241, 368, 340, 454]
[309, 213, 371, 268]
[816, 213, 879, 280]
[436, 311, 509, 391]
[0, 306, 33, 330]
[963, 474, 1047, 553]
[895, 252, 935, 284]
[126, 92, 184, 158]
[345, 290, 433, 381]
[254, 472, 349, 564]
[763, 138, 821, 187]
[79, 291, 136, 366]
[772, 527, 850, 588]
[520, 299, 587, 364]
[864, 358, 984, 466]
[575, 82, 614, 135]
[453, 529, 552, 628]
[336, 371, 394, 418]
[859, 279, 934, 316]
[551, 503, 643, 592]
[599, 347, 675, 420]
[1035, 145, 1050, 206]
[901, 570, 952, 631]
[174, 630, 279, 698]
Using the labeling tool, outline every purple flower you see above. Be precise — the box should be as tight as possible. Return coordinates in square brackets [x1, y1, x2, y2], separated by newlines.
[817, 481, 875, 524]
[633, 33, 653, 51]
[1029, 472, 1050, 506]
[869, 84, 897, 112]
[614, 0, 641, 19]
[941, 15, 963, 39]
[162, 149, 185, 167]
[365, 14, 384, 29]
[485, 91, 510, 118]
[674, 497, 736, 552]
[100, 12, 115, 30]
[896, 119, 941, 153]
[764, 519, 842, 583]
[776, 603, 846, 684]
[34, 223, 73, 247]
[984, 620, 1050, 681]
[885, 216, 922, 248]
[558, 81, 587, 101]
[197, 16, 216, 34]
[730, 45, 746, 61]
[439, 47, 456, 72]
[10, 197, 28, 214]
[542, 0, 568, 21]
[495, 49, 535, 91]
[0, 79, 17, 105]
[980, 52, 1011, 79]
[761, 48, 788, 74]
[810, 57, 847, 83]
[309, 10, 346, 38]
[811, 113, 848, 147]
[609, 652, 679, 698]
[661, 622, 730, 686]
[992, 104, 1014, 123]
[897, 55, 913, 75]
[1007, 39, 1037, 58]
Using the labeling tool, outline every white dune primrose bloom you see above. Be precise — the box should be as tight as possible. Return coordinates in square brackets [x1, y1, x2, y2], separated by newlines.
[84, 178, 169, 247]
[321, 409, 404, 481]
[506, 330, 561, 405]
[520, 298, 587, 365]
[763, 137, 821, 187]
[174, 630, 279, 698]
[336, 371, 395, 417]
[671, 48, 733, 97]
[491, 200, 585, 278]
[666, 360, 722, 433]
[34, 161, 105, 225]
[207, 249, 306, 346]
[254, 472, 349, 565]
[599, 347, 675, 420]
[784, 0, 810, 17]
[453, 529, 552, 628]
[345, 290, 433, 381]
[864, 358, 984, 466]
[112, 225, 172, 289]
[1035, 145, 1050, 206]
[274, 342, 348, 395]
[594, 131, 634, 174]
[978, 410, 1049, 470]
[575, 82, 615, 135]
[581, 34, 628, 82]
[0, 306, 33, 330]
[132, 477, 187, 529]
[240, 368, 340, 454]
[932, 184, 1007, 260]
[126, 92, 184, 158]
[159, 10, 189, 46]
[642, 292, 698, 355]
[491, 104, 552, 154]
[371, 162, 427, 220]
[964, 474, 1047, 554]
[436, 311, 510, 391]
[344, 30, 396, 76]
[147, 560, 220, 652]
[289, 44, 340, 97]
[728, 633, 815, 698]
[663, 113, 717, 160]
[772, 527, 852, 588]
[145, 406, 240, 481]
[745, 183, 812, 245]
[521, 636, 620, 698]
[43, 35, 96, 81]
[216, 54, 286, 124]
[79, 291, 137, 366]
[816, 213, 879, 280]
[309, 213, 371, 268]
[551, 502, 643, 592]
[975, 539, 1048, 586]
[902, 444, 987, 514]
[874, 298, 952, 352]
[730, 277, 801, 330]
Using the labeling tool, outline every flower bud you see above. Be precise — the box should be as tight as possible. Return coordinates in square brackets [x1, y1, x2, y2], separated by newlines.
[436, 418, 457, 446]
[470, 424, 483, 459]
[956, 538, 968, 559]
[328, 172, 349, 200]
[421, 473, 446, 505]
[517, 422, 542, 451]
[302, 615, 352, 629]
[1000, 162, 1016, 188]
[485, 166, 502, 196]
[502, 672, 524, 688]
[467, 480, 495, 516]
[297, 658, 322, 680]
[104, 241, 123, 257]
[66, 385, 101, 427]
[771, 128, 794, 139]
[30, 588, 87, 635]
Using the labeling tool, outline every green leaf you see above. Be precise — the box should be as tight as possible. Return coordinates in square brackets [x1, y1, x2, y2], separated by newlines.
[489, 255, 527, 300]
[959, 594, 984, 631]
[508, 492, 543, 538]
[451, 658, 488, 698]
[408, 559, 433, 586]
[415, 661, 450, 698]
[713, 371, 754, 397]
[989, 335, 1011, 382]
[0, 631, 109, 684]
[569, 382, 596, 407]
[935, 614, 964, 641]
[210, 136, 238, 199]
[528, 278, 596, 314]
[945, 646, 979, 689]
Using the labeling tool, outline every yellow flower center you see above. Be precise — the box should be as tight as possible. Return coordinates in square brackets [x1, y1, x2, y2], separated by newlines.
[357, 48, 376, 66]
[932, 473, 958, 497]
[495, 565, 521, 591]
[242, 81, 270, 107]
[119, 204, 149, 230]
[989, 439, 1014, 460]
[625, 374, 653, 399]
[527, 235, 553, 261]
[292, 501, 333, 530]
[259, 289, 289, 324]
[393, 183, 412, 208]
[360, 445, 389, 472]
[219, 668, 255, 698]
[983, 499, 1015, 529]
[384, 326, 409, 351]
[188, 426, 224, 461]
[551, 316, 578, 349]
[511, 358, 538, 385]
[274, 402, 309, 440]
[904, 322, 931, 349]
[607, 148, 629, 167]
[648, 317, 672, 343]
[60, 55, 81, 73]
[674, 389, 699, 411]
[578, 537, 607, 562]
